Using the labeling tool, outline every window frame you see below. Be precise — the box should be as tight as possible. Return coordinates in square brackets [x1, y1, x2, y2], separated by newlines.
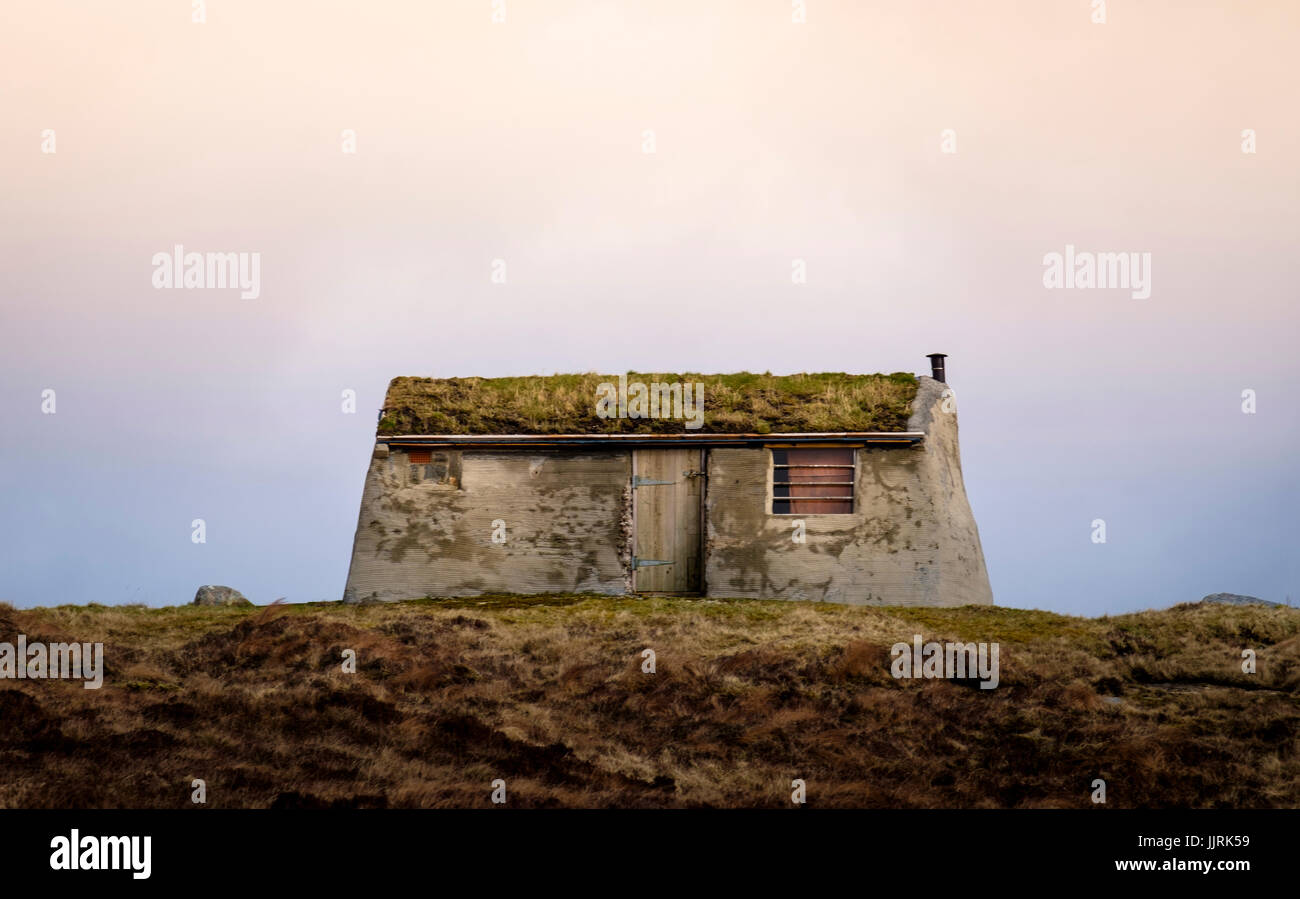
[768, 445, 859, 516]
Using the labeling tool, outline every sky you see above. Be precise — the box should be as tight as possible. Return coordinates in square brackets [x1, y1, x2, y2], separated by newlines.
[2, 0, 1296, 615]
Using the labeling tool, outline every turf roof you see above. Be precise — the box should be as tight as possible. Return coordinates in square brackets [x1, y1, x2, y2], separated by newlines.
[378, 372, 918, 436]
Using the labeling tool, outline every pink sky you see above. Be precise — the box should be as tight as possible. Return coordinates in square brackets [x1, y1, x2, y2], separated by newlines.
[2, 1, 1297, 611]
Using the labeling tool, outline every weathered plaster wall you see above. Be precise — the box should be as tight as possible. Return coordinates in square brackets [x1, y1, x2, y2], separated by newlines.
[703, 377, 993, 605]
[344, 376, 991, 605]
[343, 448, 632, 602]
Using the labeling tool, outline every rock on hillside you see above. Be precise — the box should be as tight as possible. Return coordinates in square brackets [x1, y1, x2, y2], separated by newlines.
[1200, 592, 1282, 607]
[193, 585, 252, 607]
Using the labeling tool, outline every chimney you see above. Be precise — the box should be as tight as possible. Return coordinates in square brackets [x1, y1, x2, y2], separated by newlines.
[926, 353, 948, 383]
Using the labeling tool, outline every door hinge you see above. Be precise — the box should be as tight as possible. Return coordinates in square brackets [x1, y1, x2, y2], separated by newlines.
[632, 475, 674, 487]
[632, 557, 674, 569]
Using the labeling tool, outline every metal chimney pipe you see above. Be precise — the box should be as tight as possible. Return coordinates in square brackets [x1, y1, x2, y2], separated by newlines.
[926, 353, 948, 383]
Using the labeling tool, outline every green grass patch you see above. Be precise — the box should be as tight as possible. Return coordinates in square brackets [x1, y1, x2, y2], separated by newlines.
[379, 371, 919, 435]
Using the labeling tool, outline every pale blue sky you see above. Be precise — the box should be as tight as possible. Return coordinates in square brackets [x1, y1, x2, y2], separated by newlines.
[2, 1, 1296, 614]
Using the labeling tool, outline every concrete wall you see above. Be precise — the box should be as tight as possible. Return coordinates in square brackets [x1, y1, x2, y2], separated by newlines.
[702, 377, 993, 605]
[343, 448, 632, 602]
[343, 376, 992, 606]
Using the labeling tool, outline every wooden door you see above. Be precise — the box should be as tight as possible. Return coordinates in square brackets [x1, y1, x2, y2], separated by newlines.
[632, 449, 703, 593]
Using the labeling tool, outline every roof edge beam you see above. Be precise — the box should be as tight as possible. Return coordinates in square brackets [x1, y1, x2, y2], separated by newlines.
[379, 432, 924, 449]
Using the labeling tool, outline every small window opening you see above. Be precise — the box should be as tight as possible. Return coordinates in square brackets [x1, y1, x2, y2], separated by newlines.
[772, 447, 855, 514]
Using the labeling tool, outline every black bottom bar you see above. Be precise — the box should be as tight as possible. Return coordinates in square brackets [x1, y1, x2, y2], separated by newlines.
[1, 809, 1287, 886]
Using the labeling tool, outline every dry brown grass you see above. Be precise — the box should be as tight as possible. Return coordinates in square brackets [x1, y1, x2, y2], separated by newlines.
[1, 596, 1297, 808]
[379, 372, 918, 435]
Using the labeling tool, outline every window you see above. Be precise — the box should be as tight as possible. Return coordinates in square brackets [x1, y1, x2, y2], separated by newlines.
[403, 449, 457, 486]
[771, 447, 855, 514]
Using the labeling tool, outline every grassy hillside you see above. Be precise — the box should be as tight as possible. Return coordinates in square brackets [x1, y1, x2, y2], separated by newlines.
[1, 596, 1298, 808]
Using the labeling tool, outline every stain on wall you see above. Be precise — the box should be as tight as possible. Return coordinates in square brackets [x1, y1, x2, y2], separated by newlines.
[703, 377, 993, 605]
[343, 449, 632, 602]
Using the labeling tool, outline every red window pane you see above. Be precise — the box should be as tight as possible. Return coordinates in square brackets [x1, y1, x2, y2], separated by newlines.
[774, 447, 854, 514]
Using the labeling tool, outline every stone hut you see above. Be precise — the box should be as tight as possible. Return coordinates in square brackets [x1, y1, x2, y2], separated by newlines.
[343, 358, 992, 606]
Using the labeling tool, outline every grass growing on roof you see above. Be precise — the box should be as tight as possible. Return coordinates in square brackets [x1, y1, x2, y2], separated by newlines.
[377, 371, 918, 435]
